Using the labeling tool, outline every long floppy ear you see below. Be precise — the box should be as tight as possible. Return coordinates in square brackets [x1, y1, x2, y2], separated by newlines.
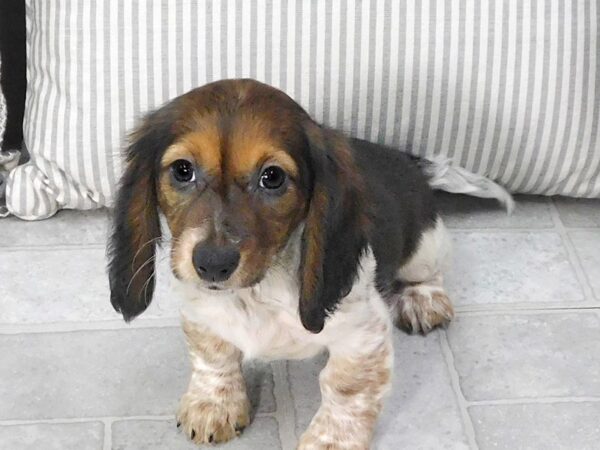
[108, 108, 177, 321]
[299, 124, 369, 333]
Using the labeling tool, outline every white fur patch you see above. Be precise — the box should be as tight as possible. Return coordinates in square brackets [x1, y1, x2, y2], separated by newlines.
[397, 216, 450, 283]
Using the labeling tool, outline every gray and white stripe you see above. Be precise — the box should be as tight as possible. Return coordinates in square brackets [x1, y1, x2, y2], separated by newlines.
[7, 0, 600, 219]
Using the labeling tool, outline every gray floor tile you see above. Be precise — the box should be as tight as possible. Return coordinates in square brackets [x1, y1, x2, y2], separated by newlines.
[287, 352, 326, 438]
[112, 417, 281, 450]
[0, 246, 179, 324]
[435, 193, 553, 229]
[0, 422, 103, 450]
[288, 330, 469, 449]
[470, 402, 600, 450]
[554, 197, 600, 228]
[445, 232, 584, 306]
[569, 231, 600, 301]
[245, 361, 276, 414]
[0, 328, 274, 420]
[447, 313, 600, 401]
[375, 331, 470, 450]
[0, 209, 109, 247]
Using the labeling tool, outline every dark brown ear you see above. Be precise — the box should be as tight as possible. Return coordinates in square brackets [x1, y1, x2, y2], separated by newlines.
[299, 124, 369, 333]
[107, 108, 178, 321]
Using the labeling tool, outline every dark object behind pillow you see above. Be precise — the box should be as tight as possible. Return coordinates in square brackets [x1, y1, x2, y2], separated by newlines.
[0, 0, 26, 152]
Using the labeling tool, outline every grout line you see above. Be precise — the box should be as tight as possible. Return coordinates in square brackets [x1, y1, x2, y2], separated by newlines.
[455, 305, 600, 316]
[565, 232, 599, 303]
[552, 226, 600, 231]
[102, 419, 111, 450]
[272, 361, 299, 450]
[0, 415, 175, 426]
[0, 317, 181, 335]
[467, 397, 600, 407]
[448, 227, 559, 234]
[0, 243, 107, 252]
[548, 201, 597, 302]
[439, 331, 479, 450]
[0, 413, 276, 427]
[447, 224, 600, 233]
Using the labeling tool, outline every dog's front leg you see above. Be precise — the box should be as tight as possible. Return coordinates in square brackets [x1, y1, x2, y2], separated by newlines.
[298, 323, 393, 450]
[177, 318, 250, 445]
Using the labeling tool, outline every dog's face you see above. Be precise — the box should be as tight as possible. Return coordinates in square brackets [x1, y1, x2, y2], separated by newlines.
[108, 80, 367, 332]
[158, 106, 309, 290]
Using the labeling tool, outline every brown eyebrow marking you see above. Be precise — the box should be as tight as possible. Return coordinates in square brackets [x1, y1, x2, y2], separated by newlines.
[161, 129, 223, 176]
[257, 150, 299, 178]
[226, 118, 299, 180]
[161, 143, 193, 168]
[162, 112, 300, 189]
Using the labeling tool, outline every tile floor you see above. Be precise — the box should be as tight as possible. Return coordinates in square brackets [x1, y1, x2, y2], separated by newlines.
[1, 194, 599, 450]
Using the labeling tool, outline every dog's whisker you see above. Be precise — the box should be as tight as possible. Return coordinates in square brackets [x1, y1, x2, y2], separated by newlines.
[131, 237, 164, 269]
[141, 268, 157, 303]
[126, 254, 157, 296]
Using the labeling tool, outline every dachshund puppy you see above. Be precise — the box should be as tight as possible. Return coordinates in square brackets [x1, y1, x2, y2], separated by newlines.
[108, 79, 503, 449]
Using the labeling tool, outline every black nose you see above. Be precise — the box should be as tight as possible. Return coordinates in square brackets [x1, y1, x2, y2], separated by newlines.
[192, 244, 240, 282]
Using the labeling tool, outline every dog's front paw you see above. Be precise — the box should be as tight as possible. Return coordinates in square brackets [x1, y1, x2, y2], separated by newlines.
[298, 425, 368, 450]
[298, 411, 371, 450]
[396, 284, 454, 334]
[177, 391, 250, 445]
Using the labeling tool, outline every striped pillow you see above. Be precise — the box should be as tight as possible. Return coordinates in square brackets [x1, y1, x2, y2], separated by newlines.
[6, 0, 600, 219]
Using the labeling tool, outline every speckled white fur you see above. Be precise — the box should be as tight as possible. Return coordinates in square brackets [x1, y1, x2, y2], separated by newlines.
[177, 230, 394, 448]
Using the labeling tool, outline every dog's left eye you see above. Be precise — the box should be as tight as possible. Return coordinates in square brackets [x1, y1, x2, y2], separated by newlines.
[259, 166, 286, 190]
[171, 159, 196, 183]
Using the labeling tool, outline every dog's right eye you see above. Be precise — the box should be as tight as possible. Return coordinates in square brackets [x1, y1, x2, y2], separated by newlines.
[171, 159, 196, 183]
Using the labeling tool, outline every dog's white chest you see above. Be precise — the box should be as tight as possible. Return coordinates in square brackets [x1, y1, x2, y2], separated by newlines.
[178, 248, 386, 361]
[179, 270, 324, 360]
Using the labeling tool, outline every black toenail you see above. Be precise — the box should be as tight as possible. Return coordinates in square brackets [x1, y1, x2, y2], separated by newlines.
[191, 430, 196, 440]
[208, 434, 214, 443]
[176, 421, 181, 428]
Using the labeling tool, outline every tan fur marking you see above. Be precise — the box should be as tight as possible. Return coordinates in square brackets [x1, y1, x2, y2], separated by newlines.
[160, 143, 194, 168]
[182, 130, 223, 175]
[126, 172, 153, 240]
[301, 186, 328, 301]
[178, 318, 250, 445]
[157, 170, 183, 218]
[227, 119, 299, 179]
[183, 318, 239, 364]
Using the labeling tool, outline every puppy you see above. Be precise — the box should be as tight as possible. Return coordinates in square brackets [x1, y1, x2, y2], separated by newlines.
[108, 79, 507, 449]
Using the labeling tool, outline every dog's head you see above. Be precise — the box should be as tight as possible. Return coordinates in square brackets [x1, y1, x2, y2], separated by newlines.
[108, 79, 368, 332]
